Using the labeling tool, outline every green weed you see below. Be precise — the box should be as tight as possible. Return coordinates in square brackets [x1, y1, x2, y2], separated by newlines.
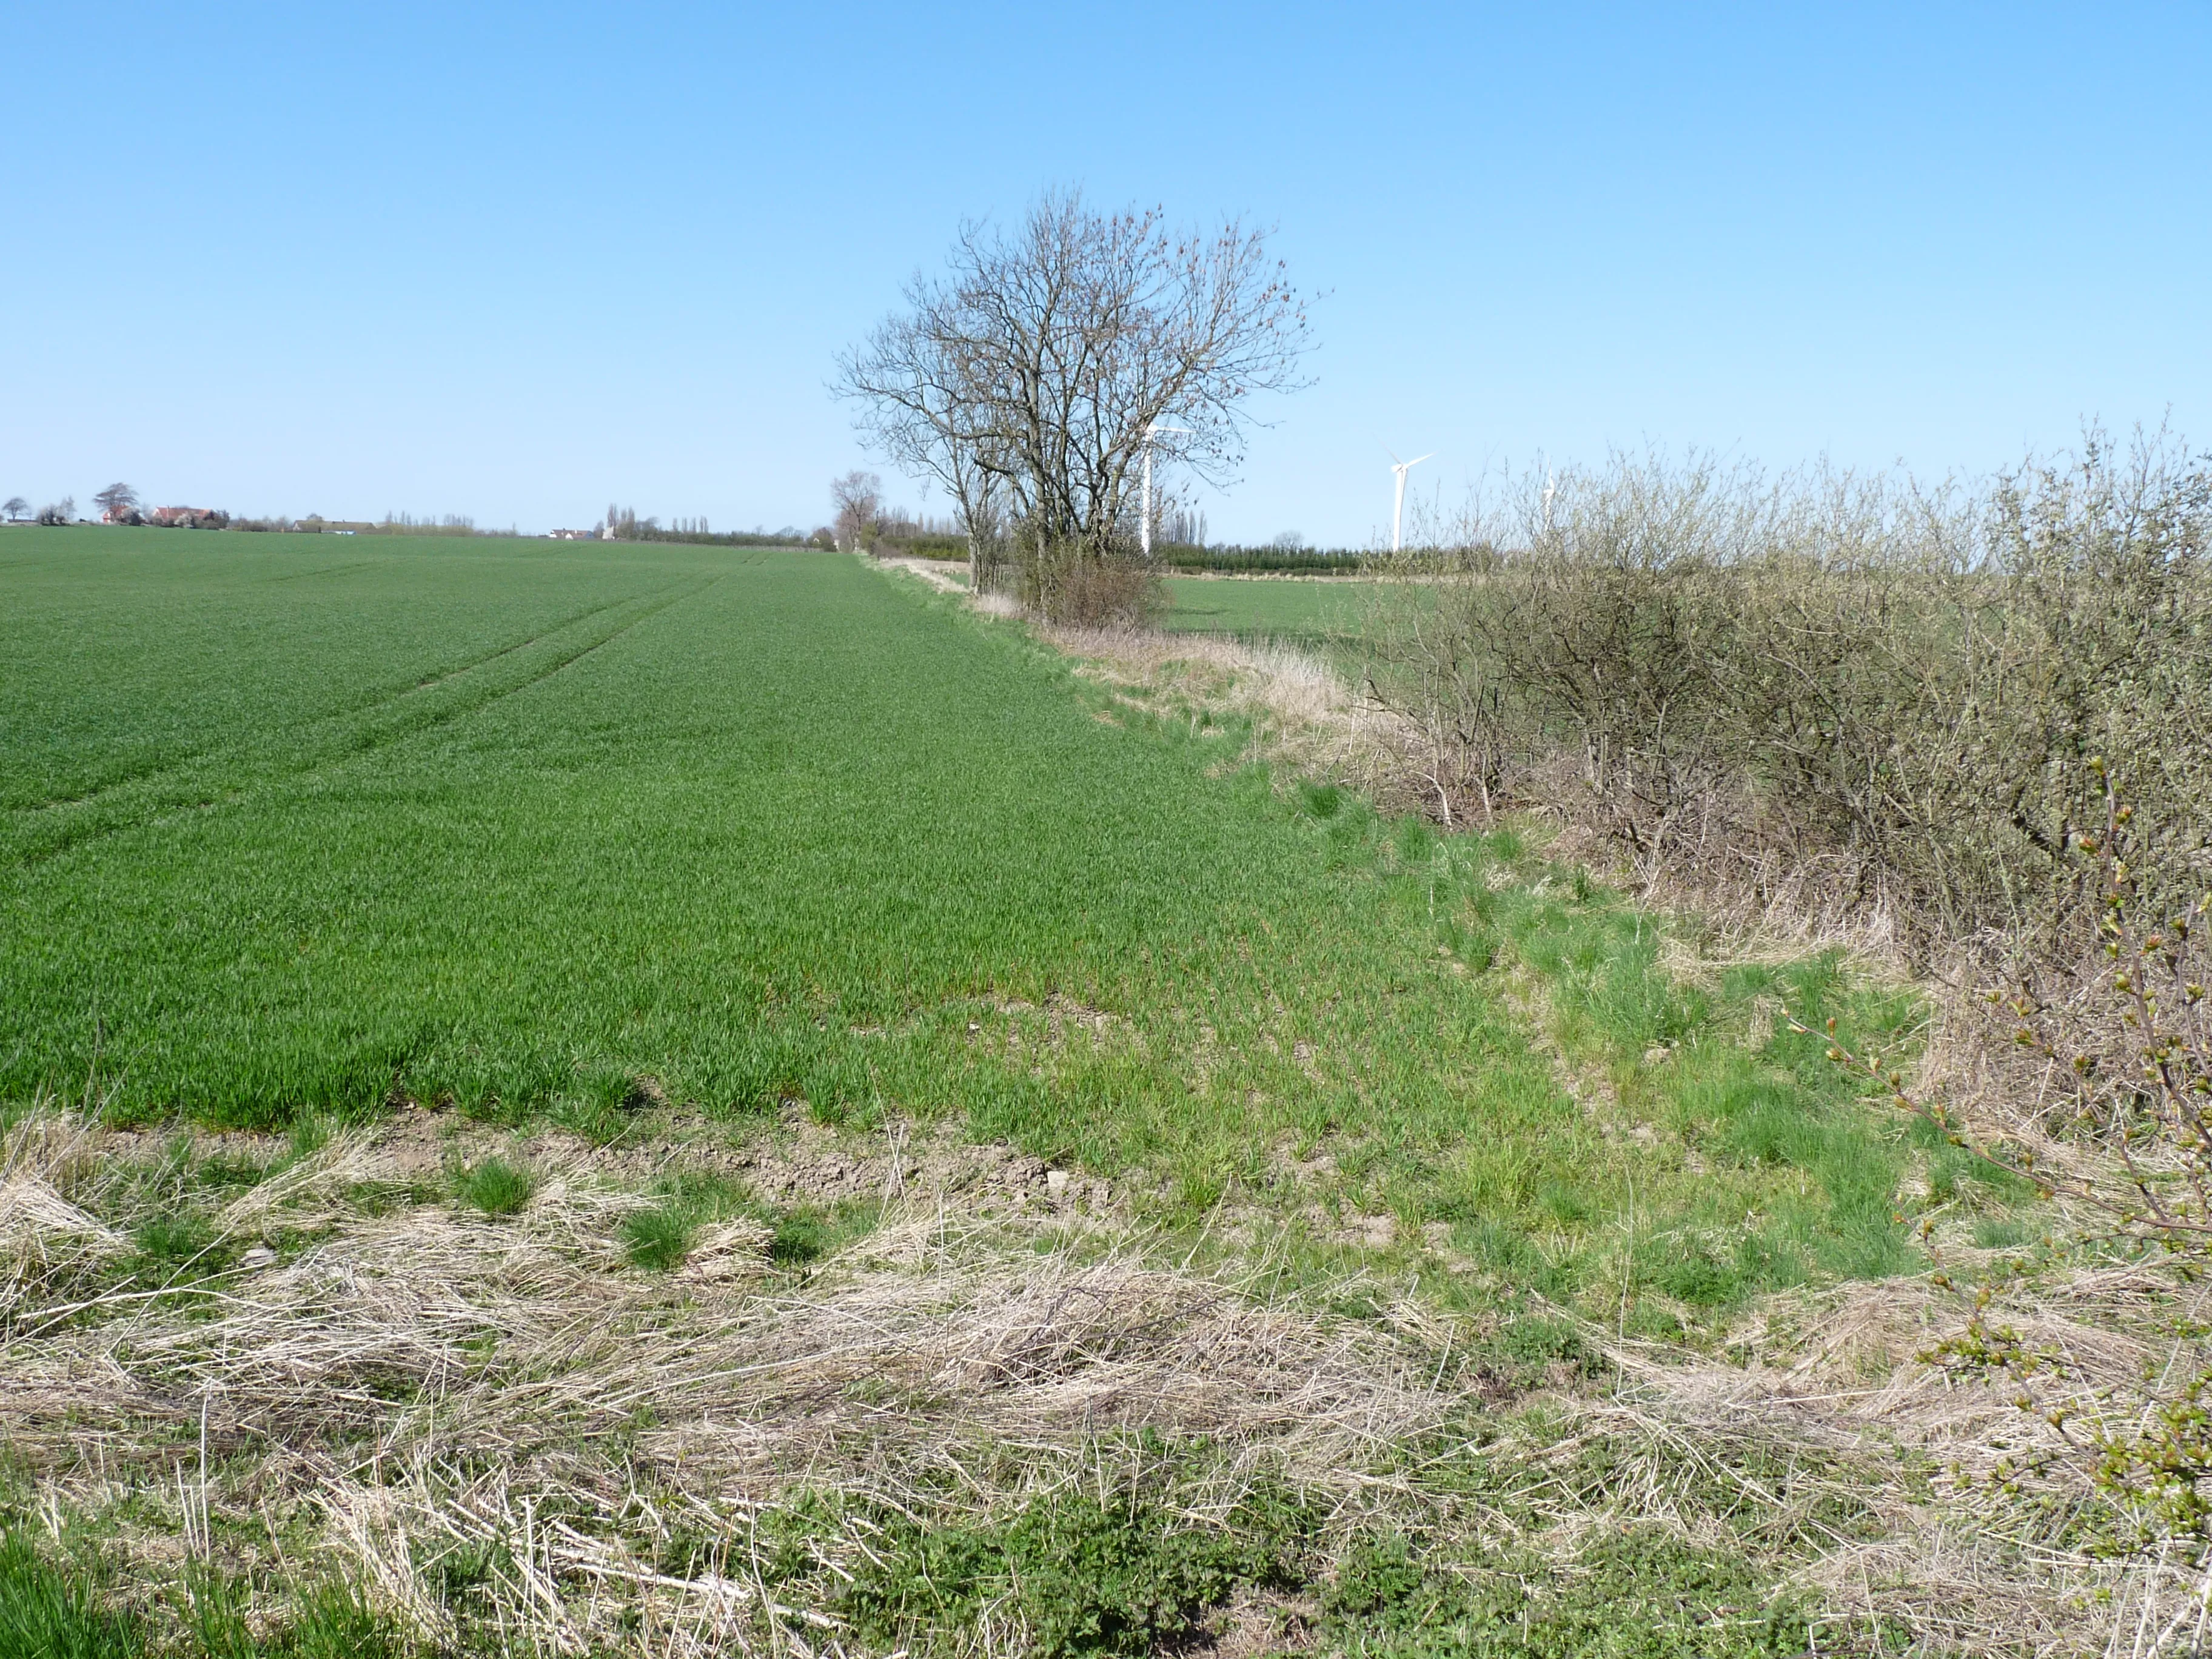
[837, 1483, 1309, 1656]
[1319, 1524, 1837, 1656]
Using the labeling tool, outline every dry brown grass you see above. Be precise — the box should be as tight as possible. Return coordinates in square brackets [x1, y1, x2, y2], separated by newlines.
[6, 1102, 2204, 1655]
[1606, 1258, 2212, 1658]
[2, 1112, 1484, 1655]
[1034, 622, 1456, 826]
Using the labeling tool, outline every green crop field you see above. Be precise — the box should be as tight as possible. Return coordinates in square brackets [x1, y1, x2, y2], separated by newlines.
[0, 526, 1986, 1327]
[1159, 572, 1359, 643]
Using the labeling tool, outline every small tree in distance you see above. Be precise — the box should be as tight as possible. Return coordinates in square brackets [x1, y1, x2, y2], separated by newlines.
[830, 471, 881, 554]
[2, 497, 26, 522]
[834, 187, 1313, 615]
[94, 482, 140, 523]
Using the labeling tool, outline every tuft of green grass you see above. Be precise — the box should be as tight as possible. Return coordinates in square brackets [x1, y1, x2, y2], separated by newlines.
[132, 1215, 213, 1265]
[451, 1156, 534, 1216]
[622, 1203, 697, 1272]
[621, 1168, 874, 1274]
[0, 1529, 413, 1659]
[0, 1531, 142, 1659]
[765, 1208, 838, 1265]
[182, 1567, 407, 1659]
[620, 1168, 752, 1272]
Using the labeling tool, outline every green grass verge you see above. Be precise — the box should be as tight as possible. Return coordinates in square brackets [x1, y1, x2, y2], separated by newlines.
[0, 1529, 409, 1658]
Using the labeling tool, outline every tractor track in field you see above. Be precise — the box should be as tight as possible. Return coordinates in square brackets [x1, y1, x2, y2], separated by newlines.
[2, 577, 719, 868]
[264, 558, 380, 583]
[4, 584, 694, 824]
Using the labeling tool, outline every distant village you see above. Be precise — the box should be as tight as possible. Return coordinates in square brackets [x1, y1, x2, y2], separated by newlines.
[3, 488, 817, 546]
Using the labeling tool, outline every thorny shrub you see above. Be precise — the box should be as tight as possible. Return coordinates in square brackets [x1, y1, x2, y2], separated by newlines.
[1018, 538, 1162, 628]
[1808, 768, 2212, 1552]
[1364, 431, 2212, 961]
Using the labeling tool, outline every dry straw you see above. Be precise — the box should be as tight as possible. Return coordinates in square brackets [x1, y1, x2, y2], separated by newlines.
[4, 1107, 2198, 1654]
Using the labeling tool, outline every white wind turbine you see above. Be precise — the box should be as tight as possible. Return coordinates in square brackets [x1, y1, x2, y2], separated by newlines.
[1387, 449, 1434, 554]
[1139, 421, 1189, 558]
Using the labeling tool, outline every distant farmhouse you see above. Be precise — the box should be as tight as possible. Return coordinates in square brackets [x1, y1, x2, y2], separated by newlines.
[98, 504, 229, 528]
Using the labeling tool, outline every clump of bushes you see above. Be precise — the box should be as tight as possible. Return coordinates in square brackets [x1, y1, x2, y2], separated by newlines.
[1366, 431, 2212, 964]
[1820, 774, 2212, 1552]
[1370, 435, 2212, 1561]
[1018, 538, 1162, 628]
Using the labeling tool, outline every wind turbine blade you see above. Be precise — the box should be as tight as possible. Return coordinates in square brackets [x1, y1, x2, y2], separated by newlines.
[1409, 453, 1435, 467]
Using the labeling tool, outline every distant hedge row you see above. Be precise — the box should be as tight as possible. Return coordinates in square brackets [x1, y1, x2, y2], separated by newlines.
[611, 526, 820, 548]
[1155, 545, 1369, 574]
[883, 537, 1370, 575]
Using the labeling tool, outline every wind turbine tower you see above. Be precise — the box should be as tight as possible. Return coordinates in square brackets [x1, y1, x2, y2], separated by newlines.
[1388, 450, 1434, 554]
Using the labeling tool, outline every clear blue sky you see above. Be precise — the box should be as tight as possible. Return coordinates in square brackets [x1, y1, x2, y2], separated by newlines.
[4, 2, 2206, 544]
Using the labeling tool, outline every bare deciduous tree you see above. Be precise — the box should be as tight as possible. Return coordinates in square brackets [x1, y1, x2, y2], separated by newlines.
[836, 293, 1010, 585]
[835, 188, 1313, 600]
[830, 471, 882, 555]
[2, 497, 26, 522]
[93, 482, 139, 524]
